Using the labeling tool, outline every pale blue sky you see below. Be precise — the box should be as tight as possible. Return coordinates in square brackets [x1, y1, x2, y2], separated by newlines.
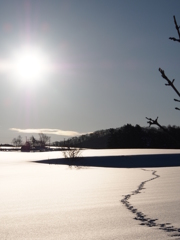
[0, 0, 180, 143]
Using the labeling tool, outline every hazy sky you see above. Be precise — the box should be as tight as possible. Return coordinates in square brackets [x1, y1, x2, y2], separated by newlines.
[1, 0, 180, 144]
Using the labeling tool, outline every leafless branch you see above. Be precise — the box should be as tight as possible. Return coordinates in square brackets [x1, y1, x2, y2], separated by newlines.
[146, 116, 178, 145]
[146, 117, 167, 132]
[159, 68, 180, 98]
[174, 98, 180, 109]
[146, 117, 159, 127]
[146, 117, 180, 145]
[169, 15, 180, 42]
[146, 15, 180, 144]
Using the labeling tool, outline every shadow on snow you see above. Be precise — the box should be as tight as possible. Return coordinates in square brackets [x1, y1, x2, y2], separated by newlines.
[34, 153, 180, 168]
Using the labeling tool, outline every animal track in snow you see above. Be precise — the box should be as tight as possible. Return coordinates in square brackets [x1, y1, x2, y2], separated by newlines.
[121, 169, 180, 238]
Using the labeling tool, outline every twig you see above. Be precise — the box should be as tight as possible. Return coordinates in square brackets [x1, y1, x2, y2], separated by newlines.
[174, 98, 180, 109]
[159, 68, 180, 98]
[169, 15, 180, 42]
[146, 117, 180, 146]
[146, 117, 166, 131]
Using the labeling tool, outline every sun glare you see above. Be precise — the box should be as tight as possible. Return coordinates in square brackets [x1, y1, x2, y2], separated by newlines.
[11, 46, 49, 82]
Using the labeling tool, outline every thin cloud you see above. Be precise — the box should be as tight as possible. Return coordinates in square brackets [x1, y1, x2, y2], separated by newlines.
[10, 128, 88, 137]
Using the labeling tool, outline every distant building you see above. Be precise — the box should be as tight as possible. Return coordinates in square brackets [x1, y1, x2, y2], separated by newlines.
[21, 141, 31, 152]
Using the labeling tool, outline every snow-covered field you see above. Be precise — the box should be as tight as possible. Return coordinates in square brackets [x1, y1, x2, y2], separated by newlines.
[0, 149, 180, 239]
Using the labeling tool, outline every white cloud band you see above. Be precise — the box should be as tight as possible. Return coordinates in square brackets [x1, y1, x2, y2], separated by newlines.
[10, 128, 86, 137]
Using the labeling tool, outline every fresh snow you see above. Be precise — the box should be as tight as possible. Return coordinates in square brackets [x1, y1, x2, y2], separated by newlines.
[0, 149, 180, 239]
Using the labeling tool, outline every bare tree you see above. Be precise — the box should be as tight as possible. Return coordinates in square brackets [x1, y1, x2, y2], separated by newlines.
[29, 135, 37, 147]
[12, 138, 17, 147]
[146, 15, 180, 127]
[12, 135, 22, 147]
[63, 147, 82, 159]
[39, 133, 50, 146]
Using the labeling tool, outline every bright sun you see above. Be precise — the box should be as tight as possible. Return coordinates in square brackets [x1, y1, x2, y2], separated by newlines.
[11, 46, 49, 82]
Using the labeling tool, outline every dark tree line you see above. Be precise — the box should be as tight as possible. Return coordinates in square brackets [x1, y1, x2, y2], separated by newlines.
[107, 124, 180, 149]
[54, 129, 109, 149]
[54, 124, 180, 149]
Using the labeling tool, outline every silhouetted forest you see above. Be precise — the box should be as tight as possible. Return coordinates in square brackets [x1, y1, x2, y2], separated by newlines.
[53, 124, 180, 149]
